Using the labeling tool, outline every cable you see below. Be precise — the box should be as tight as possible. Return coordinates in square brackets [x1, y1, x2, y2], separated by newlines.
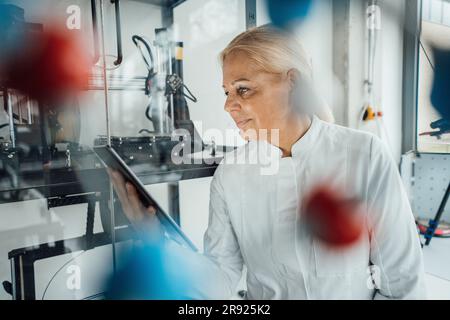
[145, 105, 152, 122]
[145, 96, 153, 122]
[377, 116, 395, 155]
[182, 84, 198, 103]
[132, 35, 154, 73]
[41, 251, 86, 300]
[93, 54, 122, 71]
[139, 129, 152, 134]
[365, 0, 378, 105]
[0, 123, 9, 130]
[425, 272, 450, 283]
[361, 0, 397, 157]
[374, 112, 383, 138]
[360, 0, 379, 131]
[420, 40, 435, 71]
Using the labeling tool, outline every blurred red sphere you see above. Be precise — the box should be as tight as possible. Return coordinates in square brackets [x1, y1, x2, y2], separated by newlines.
[3, 28, 91, 104]
[303, 186, 364, 247]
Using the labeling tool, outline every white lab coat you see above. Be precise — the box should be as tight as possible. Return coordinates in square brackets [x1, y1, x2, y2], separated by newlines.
[173, 115, 426, 300]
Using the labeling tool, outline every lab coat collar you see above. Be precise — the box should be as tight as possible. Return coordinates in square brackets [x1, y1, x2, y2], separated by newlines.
[290, 115, 321, 159]
[260, 115, 321, 159]
[243, 115, 322, 163]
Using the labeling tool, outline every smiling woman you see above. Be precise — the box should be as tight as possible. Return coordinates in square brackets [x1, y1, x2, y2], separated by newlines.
[201, 24, 426, 299]
[220, 26, 333, 117]
[220, 25, 333, 156]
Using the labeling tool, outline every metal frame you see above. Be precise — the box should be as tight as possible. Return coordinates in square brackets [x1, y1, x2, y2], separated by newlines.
[401, 152, 450, 245]
[400, 1, 450, 244]
[245, 0, 257, 29]
[401, 0, 449, 154]
[8, 226, 135, 300]
[424, 180, 450, 245]
[332, 0, 351, 127]
[409, 153, 450, 218]
[5, 157, 220, 299]
[401, 0, 422, 154]
[0, 157, 220, 203]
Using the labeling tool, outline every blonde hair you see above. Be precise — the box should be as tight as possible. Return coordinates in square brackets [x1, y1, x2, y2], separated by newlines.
[220, 25, 335, 123]
[220, 25, 313, 79]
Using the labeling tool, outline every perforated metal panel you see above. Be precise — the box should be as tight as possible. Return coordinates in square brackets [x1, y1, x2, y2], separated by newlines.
[401, 153, 450, 220]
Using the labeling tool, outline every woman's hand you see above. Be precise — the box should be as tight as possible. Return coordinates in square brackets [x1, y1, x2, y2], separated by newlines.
[107, 168, 164, 241]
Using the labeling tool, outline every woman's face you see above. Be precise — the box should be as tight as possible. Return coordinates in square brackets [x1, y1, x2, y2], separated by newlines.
[222, 50, 296, 140]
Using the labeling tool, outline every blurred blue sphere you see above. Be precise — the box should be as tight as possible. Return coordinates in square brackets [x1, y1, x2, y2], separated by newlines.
[107, 243, 194, 300]
[266, 0, 312, 29]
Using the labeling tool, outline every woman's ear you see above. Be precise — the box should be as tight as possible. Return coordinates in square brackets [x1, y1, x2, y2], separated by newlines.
[287, 68, 301, 91]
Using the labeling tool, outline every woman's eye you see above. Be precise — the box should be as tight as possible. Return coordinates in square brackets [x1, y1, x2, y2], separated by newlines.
[237, 87, 250, 95]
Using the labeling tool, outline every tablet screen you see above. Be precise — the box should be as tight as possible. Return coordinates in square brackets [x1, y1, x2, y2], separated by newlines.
[94, 145, 197, 252]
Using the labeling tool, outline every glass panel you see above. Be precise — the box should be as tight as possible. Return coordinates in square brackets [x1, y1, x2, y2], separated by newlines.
[418, 0, 450, 153]
[95, 0, 245, 299]
[0, 0, 111, 299]
[0, 0, 247, 300]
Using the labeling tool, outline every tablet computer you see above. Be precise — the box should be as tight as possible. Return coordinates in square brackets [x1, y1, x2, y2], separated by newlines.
[94, 145, 197, 252]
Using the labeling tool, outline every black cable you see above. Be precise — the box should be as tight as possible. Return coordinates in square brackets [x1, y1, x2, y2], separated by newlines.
[0, 123, 9, 130]
[132, 35, 154, 73]
[41, 251, 85, 300]
[144, 96, 153, 129]
[41, 195, 97, 299]
[145, 105, 152, 122]
[182, 84, 198, 103]
[420, 40, 435, 71]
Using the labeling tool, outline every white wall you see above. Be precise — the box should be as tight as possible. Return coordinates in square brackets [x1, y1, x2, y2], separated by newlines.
[378, 0, 405, 162]
[173, 0, 246, 147]
[257, 0, 334, 110]
[172, 0, 247, 251]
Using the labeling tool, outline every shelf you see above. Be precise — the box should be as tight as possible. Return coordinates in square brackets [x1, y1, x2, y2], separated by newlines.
[0, 147, 221, 204]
